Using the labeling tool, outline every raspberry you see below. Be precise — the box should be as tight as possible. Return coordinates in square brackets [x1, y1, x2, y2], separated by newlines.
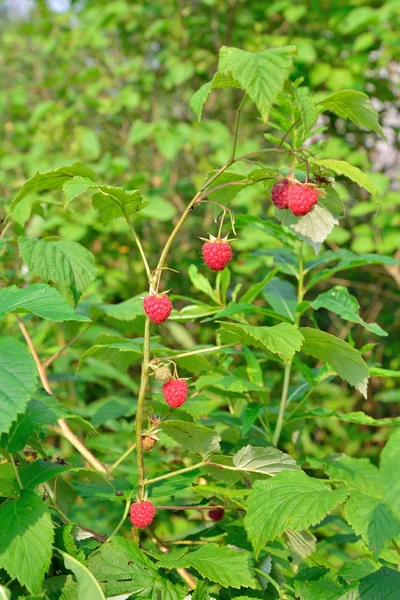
[143, 294, 172, 324]
[141, 435, 156, 451]
[208, 506, 224, 522]
[287, 183, 319, 216]
[271, 179, 290, 209]
[202, 239, 232, 271]
[162, 378, 188, 408]
[129, 501, 155, 528]
[154, 364, 172, 382]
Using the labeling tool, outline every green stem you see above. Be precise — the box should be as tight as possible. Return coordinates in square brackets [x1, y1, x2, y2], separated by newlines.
[110, 442, 137, 474]
[144, 461, 206, 486]
[159, 344, 233, 361]
[8, 453, 22, 490]
[272, 243, 304, 447]
[254, 568, 281, 593]
[230, 93, 247, 162]
[278, 118, 301, 148]
[272, 362, 292, 447]
[107, 490, 135, 541]
[122, 208, 152, 282]
[392, 537, 400, 558]
[136, 318, 151, 500]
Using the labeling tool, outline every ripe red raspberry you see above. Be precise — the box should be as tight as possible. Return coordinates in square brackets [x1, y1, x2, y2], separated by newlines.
[202, 238, 232, 271]
[208, 506, 224, 522]
[143, 294, 172, 324]
[129, 501, 155, 528]
[162, 378, 189, 408]
[271, 179, 290, 209]
[287, 183, 319, 216]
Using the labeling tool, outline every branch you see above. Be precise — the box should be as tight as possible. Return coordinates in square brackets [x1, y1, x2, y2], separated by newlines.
[16, 315, 108, 474]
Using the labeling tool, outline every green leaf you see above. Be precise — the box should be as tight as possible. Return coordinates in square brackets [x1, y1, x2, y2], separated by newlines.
[284, 529, 316, 565]
[161, 420, 221, 458]
[293, 86, 319, 138]
[77, 334, 142, 372]
[290, 407, 400, 428]
[1, 390, 87, 453]
[91, 296, 144, 321]
[167, 544, 258, 589]
[18, 237, 97, 296]
[338, 567, 400, 599]
[324, 456, 382, 497]
[263, 277, 297, 322]
[62, 176, 95, 205]
[345, 492, 400, 558]
[55, 524, 85, 563]
[58, 550, 105, 600]
[277, 204, 339, 254]
[232, 445, 300, 476]
[380, 428, 400, 521]
[294, 575, 347, 600]
[91, 185, 147, 226]
[19, 460, 69, 489]
[310, 286, 387, 336]
[245, 470, 348, 557]
[88, 537, 158, 597]
[300, 327, 369, 397]
[0, 285, 90, 322]
[196, 373, 265, 394]
[218, 321, 304, 361]
[0, 336, 37, 435]
[44, 575, 78, 600]
[0, 586, 10, 600]
[313, 159, 376, 195]
[189, 72, 241, 121]
[338, 558, 379, 583]
[205, 170, 248, 203]
[189, 80, 213, 121]
[218, 45, 297, 122]
[188, 264, 219, 303]
[11, 163, 97, 212]
[317, 90, 385, 139]
[0, 490, 54, 594]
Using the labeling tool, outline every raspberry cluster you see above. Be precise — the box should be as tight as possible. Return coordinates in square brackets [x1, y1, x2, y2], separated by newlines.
[271, 179, 320, 216]
[129, 501, 155, 528]
[162, 378, 189, 408]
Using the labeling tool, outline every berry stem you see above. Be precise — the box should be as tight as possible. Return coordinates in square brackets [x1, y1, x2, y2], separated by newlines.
[272, 243, 304, 447]
[7, 452, 22, 490]
[109, 442, 137, 474]
[230, 93, 247, 163]
[136, 317, 151, 499]
[159, 344, 234, 361]
[144, 461, 207, 486]
[106, 489, 135, 541]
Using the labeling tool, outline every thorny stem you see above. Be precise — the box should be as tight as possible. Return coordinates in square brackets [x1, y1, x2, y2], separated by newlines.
[16, 315, 108, 474]
[136, 318, 151, 500]
[272, 243, 304, 447]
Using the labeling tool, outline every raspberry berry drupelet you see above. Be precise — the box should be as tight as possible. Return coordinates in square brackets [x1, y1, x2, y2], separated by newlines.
[143, 293, 172, 324]
[201, 235, 232, 271]
[162, 378, 189, 408]
[129, 500, 155, 528]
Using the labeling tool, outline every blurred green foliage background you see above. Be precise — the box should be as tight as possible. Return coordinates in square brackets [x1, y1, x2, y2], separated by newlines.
[1, 0, 399, 476]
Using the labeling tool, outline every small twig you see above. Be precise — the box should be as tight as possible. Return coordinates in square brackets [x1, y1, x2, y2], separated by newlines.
[43, 324, 92, 367]
[156, 505, 223, 511]
[16, 315, 107, 474]
[109, 442, 137, 474]
[278, 118, 301, 148]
